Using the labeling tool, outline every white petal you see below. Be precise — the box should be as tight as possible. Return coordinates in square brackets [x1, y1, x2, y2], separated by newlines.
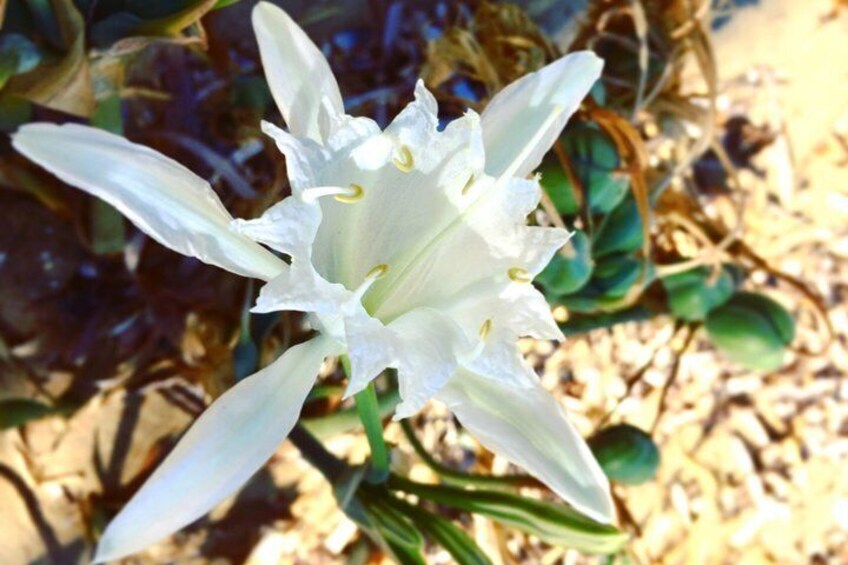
[390, 308, 469, 418]
[437, 369, 614, 524]
[455, 284, 563, 383]
[93, 336, 342, 563]
[231, 195, 322, 260]
[260, 121, 326, 193]
[252, 258, 350, 318]
[12, 123, 284, 281]
[344, 308, 469, 418]
[481, 51, 603, 179]
[252, 2, 344, 142]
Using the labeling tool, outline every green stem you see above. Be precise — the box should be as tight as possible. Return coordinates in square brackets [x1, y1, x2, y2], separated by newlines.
[288, 424, 347, 483]
[301, 387, 399, 439]
[400, 419, 541, 490]
[342, 357, 390, 481]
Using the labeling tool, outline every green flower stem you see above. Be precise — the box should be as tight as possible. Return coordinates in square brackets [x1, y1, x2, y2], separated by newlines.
[288, 423, 347, 483]
[342, 356, 390, 481]
[302, 387, 399, 439]
[399, 419, 541, 490]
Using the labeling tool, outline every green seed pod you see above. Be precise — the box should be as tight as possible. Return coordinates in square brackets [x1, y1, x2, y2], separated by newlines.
[705, 291, 795, 371]
[662, 266, 735, 321]
[588, 424, 660, 485]
[592, 196, 643, 258]
[536, 230, 593, 296]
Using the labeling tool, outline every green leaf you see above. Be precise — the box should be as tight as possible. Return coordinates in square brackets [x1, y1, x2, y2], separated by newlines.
[213, 0, 242, 8]
[662, 267, 735, 321]
[561, 123, 630, 215]
[0, 398, 55, 430]
[592, 196, 643, 258]
[589, 255, 643, 299]
[89, 94, 126, 255]
[388, 477, 628, 555]
[539, 153, 579, 216]
[560, 305, 652, 336]
[4, 0, 94, 116]
[705, 291, 795, 371]
[134, 0, 219, 36]
[387, 496, 492, 565]
[0, 33, 42, 88]
[588, 424, 660, 485]
[536, 230, 594, 296]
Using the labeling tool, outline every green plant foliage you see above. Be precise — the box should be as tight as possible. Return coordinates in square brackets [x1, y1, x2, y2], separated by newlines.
[662, 266, 736, 321]
[588, 424, 660, 485]
[539, 123, 629, 216]
[0, 33, 42, 88]
[705, 291, 795, 371]
[592, 196, 643, 258]
[589, 254, 644, 299]
[0, 398, 55, 430]
[388, 477, 628, 555]
[564, 123, 630, 214]
[539, 152, 580, 216]
[537, 230, 594, 296]
[387, 495, 493, 565]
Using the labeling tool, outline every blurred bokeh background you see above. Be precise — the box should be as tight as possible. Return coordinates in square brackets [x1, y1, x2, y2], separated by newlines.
[1, 0, 847, 563]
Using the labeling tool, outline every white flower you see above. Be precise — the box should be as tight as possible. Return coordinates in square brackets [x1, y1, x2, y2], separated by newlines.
[12, 2, 612, 561]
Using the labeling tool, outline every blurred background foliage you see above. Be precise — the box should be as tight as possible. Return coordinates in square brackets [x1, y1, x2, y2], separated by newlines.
[0, 0, 840, 563]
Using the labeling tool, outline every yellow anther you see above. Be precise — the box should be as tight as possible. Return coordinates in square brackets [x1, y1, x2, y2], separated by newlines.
[478, 319, 493, 341]
[366, 263, 389, 280]
[507, 267, 532, 284]
[334, 184, 364, 203]
[392, 145, 414, 172]
[461, 173, 476, 195]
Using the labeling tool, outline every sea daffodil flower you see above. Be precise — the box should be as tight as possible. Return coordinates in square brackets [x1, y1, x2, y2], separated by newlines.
[12, 2, 612, 561]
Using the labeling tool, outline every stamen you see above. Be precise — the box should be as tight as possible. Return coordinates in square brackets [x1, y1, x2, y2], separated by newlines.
[300, 185, 363, 203]
[508, 267, 532, 284]
[461, 173, 476, 196]
[392, 145, 414, 172]
[463, 318, 493, 363]
[365, 263, 389, 280]
[334, 184, 364, 203]
[352, 263, 389, 301]
[478, 319, 493, 341]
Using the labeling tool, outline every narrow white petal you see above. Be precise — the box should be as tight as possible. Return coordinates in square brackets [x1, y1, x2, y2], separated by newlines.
[437, 369, 614, 523]
[12, 123, 284, 281]
[93, 336, 342, 563]
[481, 51, 603, 179]
[231, 195, 322, 260]
[252, 2, 344, 142]
[252, 258, 350, 318]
